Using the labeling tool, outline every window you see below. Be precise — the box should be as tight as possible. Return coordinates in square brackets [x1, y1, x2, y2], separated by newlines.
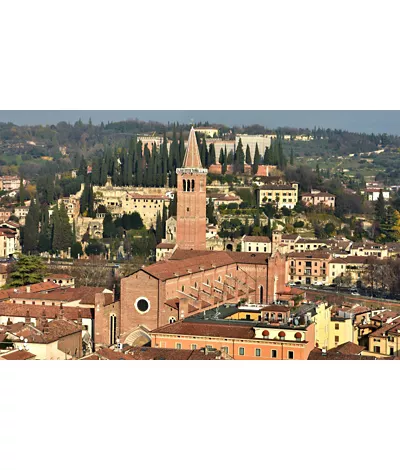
[176, 343, 182, 350]
[335, 323, 339, 330]
[191, 344, 197, 350]
[271, 349, 277, 358]
[169, 316, 176, 324]
[181, 285, 185, 292]
[255, 348, 261, 357]
[135, 297, 150, 314]
[373, 346, 380, 353]
[187, 207, 189, 212]
[221, 346, 229, 354]
[239, 347, 245, 356]
[335, 336, 339, 343]
[288, 351, 294, 359]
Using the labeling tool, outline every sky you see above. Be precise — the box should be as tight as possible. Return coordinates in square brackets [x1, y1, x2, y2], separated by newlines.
[1, 110, 400, 135]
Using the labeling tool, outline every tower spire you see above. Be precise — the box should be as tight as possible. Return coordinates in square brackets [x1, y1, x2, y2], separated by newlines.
[182, 127, 203, 169]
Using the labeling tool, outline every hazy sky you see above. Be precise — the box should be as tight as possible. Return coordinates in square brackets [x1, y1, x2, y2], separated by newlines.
[1, 110, 400, 135]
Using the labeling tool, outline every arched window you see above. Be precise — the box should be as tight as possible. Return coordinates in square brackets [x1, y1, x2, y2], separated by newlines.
[169, 316, 176, 324]
[259, 285, 264, 303]
[194, 282, 198, 289]
[109, 315, 117, 345]
[187, 179, 191, 191]
[192, 179, 195, 191]
[183, 180, 186, 191]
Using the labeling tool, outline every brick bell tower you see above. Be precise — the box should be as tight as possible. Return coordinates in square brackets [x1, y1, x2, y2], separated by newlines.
[176, 127, 208, 250]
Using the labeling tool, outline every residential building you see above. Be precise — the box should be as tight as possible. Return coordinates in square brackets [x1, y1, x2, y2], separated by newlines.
[287, 251, 331, 285]
[206, 192, 242, 210]
[43, 273, 75, 288]
[350, 241, 388, 258]
[14, 205, 29, 224]
[150, 303, 316, 360]
[0, 208, 12, 222]
[301, 190, 336, 208]
[256, 183, 299, 210]
[364, 188, 390, 201]
[241, 235, 272, 254]
[328, 315, 355, 349]
[0, 176, 25, 191]
[328, 256, 370, 285]
[0, 227, 18, 257]
[0, 318, 83, 360]
[368, 319, 400, 357]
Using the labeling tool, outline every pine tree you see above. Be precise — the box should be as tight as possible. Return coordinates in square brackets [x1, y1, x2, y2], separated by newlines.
[253, 143, 261, 175]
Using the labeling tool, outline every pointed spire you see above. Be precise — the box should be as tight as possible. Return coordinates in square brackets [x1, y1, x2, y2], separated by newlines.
[182, 127, 203, 169]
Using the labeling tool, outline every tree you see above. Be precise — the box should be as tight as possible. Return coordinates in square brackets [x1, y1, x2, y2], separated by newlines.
[71, 241, 83, 259]
[206, 200, 217, 225]
[375, 190, 386, 224]
[23, 200, 39, 254]
[8, 255, 46, 287]
[85, 240, 106, 257]
[234, 138, 245, 173]
[52, 203, 73, 253]
[103, 213, 117, 238]
[324, 222, 336, 237]
[253, 143, 261, 175]
[155, 212, 163, 244]
[245, 144, 252, 165]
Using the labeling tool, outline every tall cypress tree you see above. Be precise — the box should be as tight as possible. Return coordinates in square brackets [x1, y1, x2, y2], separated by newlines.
[209, 144, 216, 165]
[52, 202, 73, 253]
[245, 144, 252, 165]
[235, 138, 245, 173]
[23, 200, 39, 254]
[253, 143, 261, 175]
[178, 128, 185, 168]
[155, 212, 163, 244]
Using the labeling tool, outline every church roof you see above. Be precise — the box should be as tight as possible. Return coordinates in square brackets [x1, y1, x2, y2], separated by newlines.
[182, 127, 203, 169]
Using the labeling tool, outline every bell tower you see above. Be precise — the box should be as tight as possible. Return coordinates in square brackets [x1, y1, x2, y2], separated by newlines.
[176, 127, 208, 250]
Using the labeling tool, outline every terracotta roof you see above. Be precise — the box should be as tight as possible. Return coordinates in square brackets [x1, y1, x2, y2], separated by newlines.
[288, 251, 331, 259]
[126, 347, 223, 360]
[7, 319, 82, 344]
[242, 235, 271, 243]
[156, 243, 175, 250]
[261, 305, 290, 312]
[328, 342, 365, 355]
[45, 273, 74, 280]
[259, 184, 295, 190]
[308, 348, 375, 360]
[302, 192, 335, 198]
[370, 320, 400, 338]
[370, 311, 400, 322]
[0, 303, 93, 320]
[8, 286, 110, 306]
[277, 287, 304, 296]
[152, 321, 256, 340]
[182, 127, 203, 169]
[329, 256, 370, 264]
[0, 282, 62, 302]
[0, 350, 36, 360]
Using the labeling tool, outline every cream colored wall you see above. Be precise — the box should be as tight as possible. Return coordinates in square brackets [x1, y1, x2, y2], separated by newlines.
[312, 303, 331, 349]
[328, 318, 355, 349]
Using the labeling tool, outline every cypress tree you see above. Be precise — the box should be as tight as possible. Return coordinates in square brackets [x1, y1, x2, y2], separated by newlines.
[209, 144, 216, 165]
[253, 143, 261, 175]
[235, 138, 245, 173]
[91, 159, 100, 185]
[23, 201, 39, 254]
[178, 128, 185, 167]
[375, 190, 386, 224]
[155, 212, 163, 244]
[52, 202, 73, 253]
[245, 144, 252, 165]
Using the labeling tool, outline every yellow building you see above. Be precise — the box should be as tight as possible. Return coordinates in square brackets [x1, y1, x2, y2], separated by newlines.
[328, 256, 369, 285]
[328, 315, 356, 349]
[257, 183, 298, 210]
[312, 301, 331, 349]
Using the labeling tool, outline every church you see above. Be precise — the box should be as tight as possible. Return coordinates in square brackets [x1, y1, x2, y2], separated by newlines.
[114, 128, 287, 346]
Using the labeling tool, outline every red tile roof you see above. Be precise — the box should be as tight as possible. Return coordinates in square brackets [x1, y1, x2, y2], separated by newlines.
[152, 321, 256, 340]
[328, 342, 365, 355]
[0, 350, 36, 360]
[0, 303, 93, 320]
[242, 235, 271, 243]
[6, 319, 82, 344]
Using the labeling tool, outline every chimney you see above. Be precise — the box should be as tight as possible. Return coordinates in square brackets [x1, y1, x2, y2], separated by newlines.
[26, 285, 30, 293]
[77, 309, 82, 325]
[25, 309, 31, 324]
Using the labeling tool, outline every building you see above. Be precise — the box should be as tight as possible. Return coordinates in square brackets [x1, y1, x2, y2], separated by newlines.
[206, 192, 242, 210]
[364, 188, 390, 201]
[0, 208, 12, 222]
[93, 182, 171, 229]
[58, 196, 80, 224]
[149, 302, 317, 360]
[120, 249, 287, 345]
[301, 190, 336, 208]
[287, 251, 331, 285]
[255, 165, 278, 177]
[0, 227, 18, 257]
[235, 134, 272, 162]
[350, 241, 388, 258]
[43, 273, 75, 288]
[195, 127, 219, 138]
[0, 176, 24, 191]
[176, 127, 208, 250]
[256, 183, 298, 210]
[14, 205, 29, 224]
[328, 256, 370, 285]
[241, 235, 272, 254]
[0, 318, 83, 360]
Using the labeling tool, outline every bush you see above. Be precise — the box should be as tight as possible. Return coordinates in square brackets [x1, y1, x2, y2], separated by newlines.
[293, 220, 304, 228]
